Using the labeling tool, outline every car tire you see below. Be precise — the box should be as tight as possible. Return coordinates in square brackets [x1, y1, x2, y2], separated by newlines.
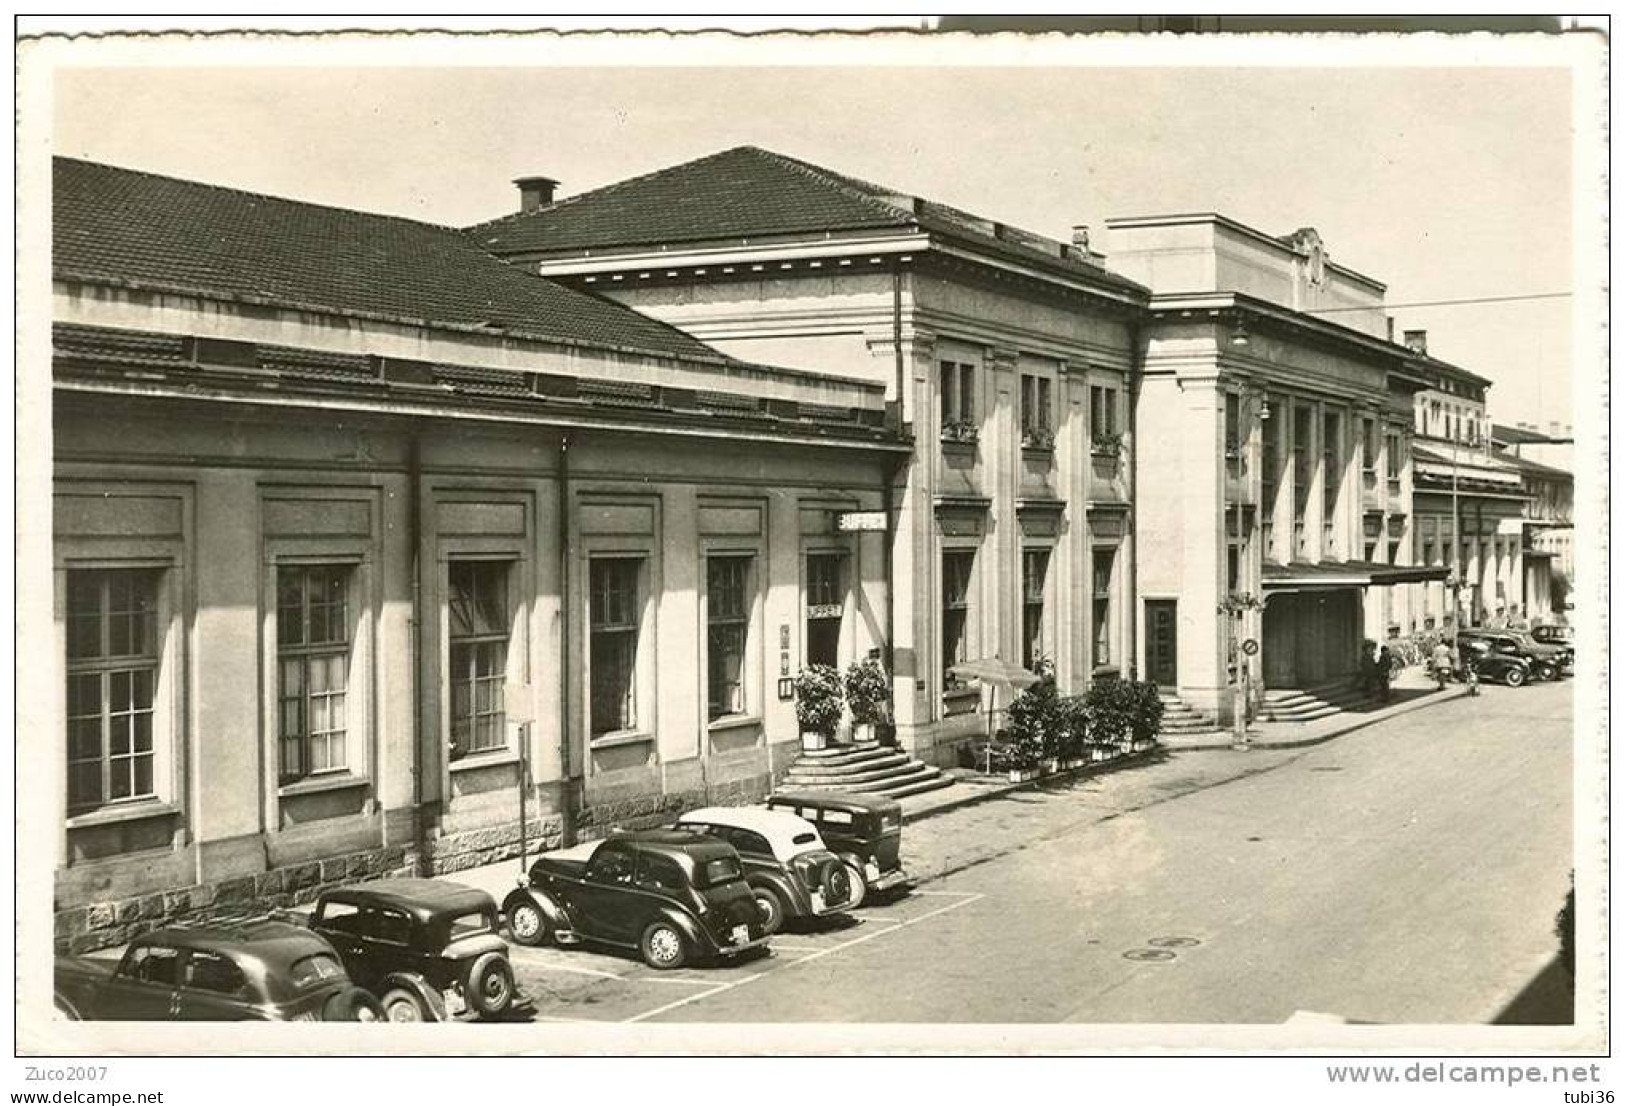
[504, 895, 548, 948]
[465, 953, 515, 1019]
[753, 886, 787, 935]
[842, 861, 868, 908]
[639, 921, 689, 971]
[1504, 666, 1527, 688]
[381, 986, 430, 1023]
[324, 986, 385, 1023]
[823, 862, 853, 908]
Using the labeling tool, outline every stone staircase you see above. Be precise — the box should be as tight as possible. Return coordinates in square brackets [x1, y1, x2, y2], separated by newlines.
[778, 742, 955, 799]
[1158, 694, 1221, 735]
[1259, 678, 1383, 723]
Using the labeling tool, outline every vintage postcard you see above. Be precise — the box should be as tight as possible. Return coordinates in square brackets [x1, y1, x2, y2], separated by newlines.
[13, 18, 1608, 1074]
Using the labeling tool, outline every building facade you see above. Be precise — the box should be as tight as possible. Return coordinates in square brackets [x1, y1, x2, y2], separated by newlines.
[475, 147, 1150, 766]
[1103, 216, 1443, 719]
[50, 158, 904, 950]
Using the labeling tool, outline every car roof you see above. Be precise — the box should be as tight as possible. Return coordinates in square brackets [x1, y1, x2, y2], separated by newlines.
[601, 828, 740, 863]
[142, 919, 336, 971]
[678, 806, 823, 850]
[768, 790, 901, 816]
[319, 878, 495, 922]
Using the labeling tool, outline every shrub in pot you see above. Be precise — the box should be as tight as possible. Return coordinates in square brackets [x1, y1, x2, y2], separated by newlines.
[1055, 695, 1090, 765]
[1123, 680, 1165, 748]
[1007, 676, 1057, 772]
[793, 665, 843, 751]
[1083, 678, 1131, 759]
[843, 657, 891, 744]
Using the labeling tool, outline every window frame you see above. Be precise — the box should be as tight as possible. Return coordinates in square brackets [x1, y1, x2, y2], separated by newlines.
[939, 359, 978, 438]
[941, 548, 977, 685]
[1092, 546, 1119, 670]
[1021, 547, 1051, 671]
[803, 550, 848, 670]
[705, 552, 755, 722]
[446, 558, 514, 761]
[275, 563, 355, 783]
[588, 555, 646, 739]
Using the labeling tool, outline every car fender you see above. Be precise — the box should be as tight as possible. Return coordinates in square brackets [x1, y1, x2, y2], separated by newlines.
[503, 886, 569, 931]
[378, 971, 448, 1021]
[749, 869, 804, 909]
[834, 850, 866, 874]
[652, 905, 710, 952]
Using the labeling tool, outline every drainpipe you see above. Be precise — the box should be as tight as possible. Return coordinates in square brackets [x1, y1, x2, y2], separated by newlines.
[1126, 311, 1143, 682]
[891, 268, 905, 431]
[407, 420, 429, 873]
[557, 433, 578, 847]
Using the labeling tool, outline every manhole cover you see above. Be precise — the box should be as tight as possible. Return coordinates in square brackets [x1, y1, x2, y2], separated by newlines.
[1246, 835, 1264, 842]
[1123, 949, 1177, 962]
[1148, 936, 1201, 949]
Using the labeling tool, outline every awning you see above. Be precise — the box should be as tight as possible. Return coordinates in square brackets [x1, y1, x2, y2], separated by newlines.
[1262, 560, 1451, 591]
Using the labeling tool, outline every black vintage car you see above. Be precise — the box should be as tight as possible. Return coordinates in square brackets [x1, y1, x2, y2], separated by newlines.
[674, 806, 854, 933]
[53, 919, 382, 1022]
[1459, 639, 1534, 687]
[502, 830, 769, 970]
[1458, 628, 1571, 681]
[765, 791, 911, 906]
[308, 879, 520, 1022]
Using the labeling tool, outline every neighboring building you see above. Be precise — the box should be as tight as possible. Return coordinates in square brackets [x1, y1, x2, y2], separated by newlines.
[50, 158, 904, 949]
[1402, 334, 1532, 634]
[1102, 216, 1444, 719]
[1492, 424, 1575, 622]
[473, 146, 1150, 766]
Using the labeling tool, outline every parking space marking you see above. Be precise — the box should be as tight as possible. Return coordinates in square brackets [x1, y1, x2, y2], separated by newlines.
[510, 958, 628, 981]
[622, 892, 984, 1023]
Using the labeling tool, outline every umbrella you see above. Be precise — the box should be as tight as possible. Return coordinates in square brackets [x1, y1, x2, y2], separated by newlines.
[948, 657, 1043, 758]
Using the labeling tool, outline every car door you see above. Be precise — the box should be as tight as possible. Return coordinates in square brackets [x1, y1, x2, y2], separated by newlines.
[311, 901, 375, 988]
[350, 906, 415, 990]
[570, 842, 641, 946]
[174, 949, 255, 1020]
[100, 945, 183, 1020]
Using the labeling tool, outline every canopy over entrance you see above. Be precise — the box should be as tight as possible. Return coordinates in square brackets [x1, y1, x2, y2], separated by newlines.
[1262, 560, 1449, 592]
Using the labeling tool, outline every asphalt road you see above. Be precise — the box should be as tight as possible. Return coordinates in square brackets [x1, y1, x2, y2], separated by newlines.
[506, 680, 1572, 1024]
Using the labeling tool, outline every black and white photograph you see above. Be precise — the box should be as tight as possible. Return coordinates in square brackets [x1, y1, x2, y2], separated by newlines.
[13, 15, 1609, 1088]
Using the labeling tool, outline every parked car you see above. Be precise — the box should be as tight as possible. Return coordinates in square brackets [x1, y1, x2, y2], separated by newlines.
[308, 879, 521, 1022]
[502, 830, 769, 970]
[674, 806, 855, 933]
[53, 919, 383, 1021]
[1531, 623, 1575, 649]
[1460, 640, 1535, 687]
[1458, 628, 1571, 681]
[764, 791, 911, 906]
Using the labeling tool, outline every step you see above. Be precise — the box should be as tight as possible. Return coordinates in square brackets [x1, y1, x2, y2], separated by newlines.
[1262, 704, 1341, 722]
[781, 758, 919, 786]
[885, 774, 957, 799]
[796, 764, 945, 795]
[793, 744, 898, 767]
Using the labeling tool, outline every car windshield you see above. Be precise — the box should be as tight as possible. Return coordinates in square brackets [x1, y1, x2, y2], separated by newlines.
[288, 952, 346, 990]
[698, 856, 743, 887]
[448, 911, 492, 940]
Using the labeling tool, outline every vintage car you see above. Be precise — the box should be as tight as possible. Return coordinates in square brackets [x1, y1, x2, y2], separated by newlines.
[1458, 628, 1571, 681]
[674, 806, 854, 933]
[308, 879, 520, 1022]
[1530, 623, 1574, 648]
[502, 830, 769, 970]
[764, 791, 911, 906]
[53, 918, 383, 1021]
[1459, 639, 1534, 687]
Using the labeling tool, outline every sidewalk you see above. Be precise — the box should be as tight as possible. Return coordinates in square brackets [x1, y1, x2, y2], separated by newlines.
[452, 669, 1465, 904]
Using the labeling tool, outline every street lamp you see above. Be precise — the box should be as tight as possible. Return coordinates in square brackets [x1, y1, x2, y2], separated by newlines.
[1219, 592, 1264, 749]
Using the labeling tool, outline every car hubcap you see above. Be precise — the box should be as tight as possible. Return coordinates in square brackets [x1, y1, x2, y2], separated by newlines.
[483, 972, 509, 1004]
[388, 1000, 421, 1022]
[650, 928, 681, 964]
[512, 907, 539, 939]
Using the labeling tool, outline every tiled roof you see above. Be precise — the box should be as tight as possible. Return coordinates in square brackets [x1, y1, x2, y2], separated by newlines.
[53, 157, 726, 362]
[469, 145, 1148, 297]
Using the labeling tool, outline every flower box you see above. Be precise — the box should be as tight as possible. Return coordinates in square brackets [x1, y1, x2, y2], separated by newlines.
[1007, 767, 1041, 784]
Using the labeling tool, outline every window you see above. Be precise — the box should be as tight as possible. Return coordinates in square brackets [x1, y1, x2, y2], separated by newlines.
[1224, 391, 1241, 456]
[1090, 386, 1119, 450]
[804, 553, 844, 669]
[1021, 374, 1053, 444]
[276, 565, 351, 782]
[636, 852, 687, 894]
[941, 550, 975, 681]
[1323, 411, 1342, 552]
[939, 360, 977, 436]
[1292, 405, 1313, 556]
[447, 561, 509, 759]
[706, 555, 752, 720]
[1362, 418, 1378, 489]
[590, 558, 642, 736]
[1092, 548, 1117, 668]
[1022, 549, 1050, 670]
[183, 951, 247, 996]
[123, 945, 180, 987]
[586, 846, 635, 885]
[65, 569, 160, 813]
[1261, 397, 1280, 509]
[1385, 430, 1403, 494]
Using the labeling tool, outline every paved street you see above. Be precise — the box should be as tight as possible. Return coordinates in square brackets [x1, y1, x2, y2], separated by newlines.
[497, 680, 1572, 1023]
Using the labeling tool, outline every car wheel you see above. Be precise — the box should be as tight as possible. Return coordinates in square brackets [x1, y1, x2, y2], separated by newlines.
[842, 862, 868, 908]
[381, 987, 429, 1023]
[1537, 663, 1557, 681]
[753, 886, 786, 934]
[1504, 666, 1527, 688]
[639, 921, 689, 971]
[505, 895, 548, 947]
[465, 953, 515, 1018]
[324, 986, 385, 1023]
[823, 862, 853, 908]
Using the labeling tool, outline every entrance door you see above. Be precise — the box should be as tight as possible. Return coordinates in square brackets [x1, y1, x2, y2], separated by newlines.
[1263, 594, 1297, 687]
[1145, 600, 1178, 686]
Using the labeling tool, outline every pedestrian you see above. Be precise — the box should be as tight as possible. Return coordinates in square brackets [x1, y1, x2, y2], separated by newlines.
[1431, 639, 1455, 690]
[1376, 643, 1393, 702]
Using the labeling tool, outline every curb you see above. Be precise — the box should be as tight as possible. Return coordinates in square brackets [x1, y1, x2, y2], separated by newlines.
[903, 748, 1162, 825]
[1161, 686, 1468, 752]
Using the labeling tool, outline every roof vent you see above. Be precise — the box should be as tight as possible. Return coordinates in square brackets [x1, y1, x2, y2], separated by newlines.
[1402, 329, 1428, 355]
[515, 175, 561, 213]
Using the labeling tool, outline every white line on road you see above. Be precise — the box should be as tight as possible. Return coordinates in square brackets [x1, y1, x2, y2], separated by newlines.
[508, 958, 628, 981]
[622, 892, 985, 1023]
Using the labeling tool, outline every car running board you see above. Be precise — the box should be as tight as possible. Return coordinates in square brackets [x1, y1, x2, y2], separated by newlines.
[552, 930, 583, 945]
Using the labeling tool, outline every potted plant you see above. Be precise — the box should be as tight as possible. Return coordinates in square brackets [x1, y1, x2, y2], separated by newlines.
[1091, 430, 1124, 458]
[843, 657, 890, 745]
[793, 665, 843, 752]
[1007, 676, 1058, 776]
[1056, 695, 1089, 770]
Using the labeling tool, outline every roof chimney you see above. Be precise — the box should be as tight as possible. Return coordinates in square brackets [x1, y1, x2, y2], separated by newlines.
[514, 175, 560, 214]
[1071, 224, 1092, 251]
[1386, 317, 1395, 342]
[1402, 329, 1428, 356]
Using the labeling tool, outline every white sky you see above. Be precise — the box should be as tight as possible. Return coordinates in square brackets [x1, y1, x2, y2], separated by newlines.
[51, 53, 1580, 430]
